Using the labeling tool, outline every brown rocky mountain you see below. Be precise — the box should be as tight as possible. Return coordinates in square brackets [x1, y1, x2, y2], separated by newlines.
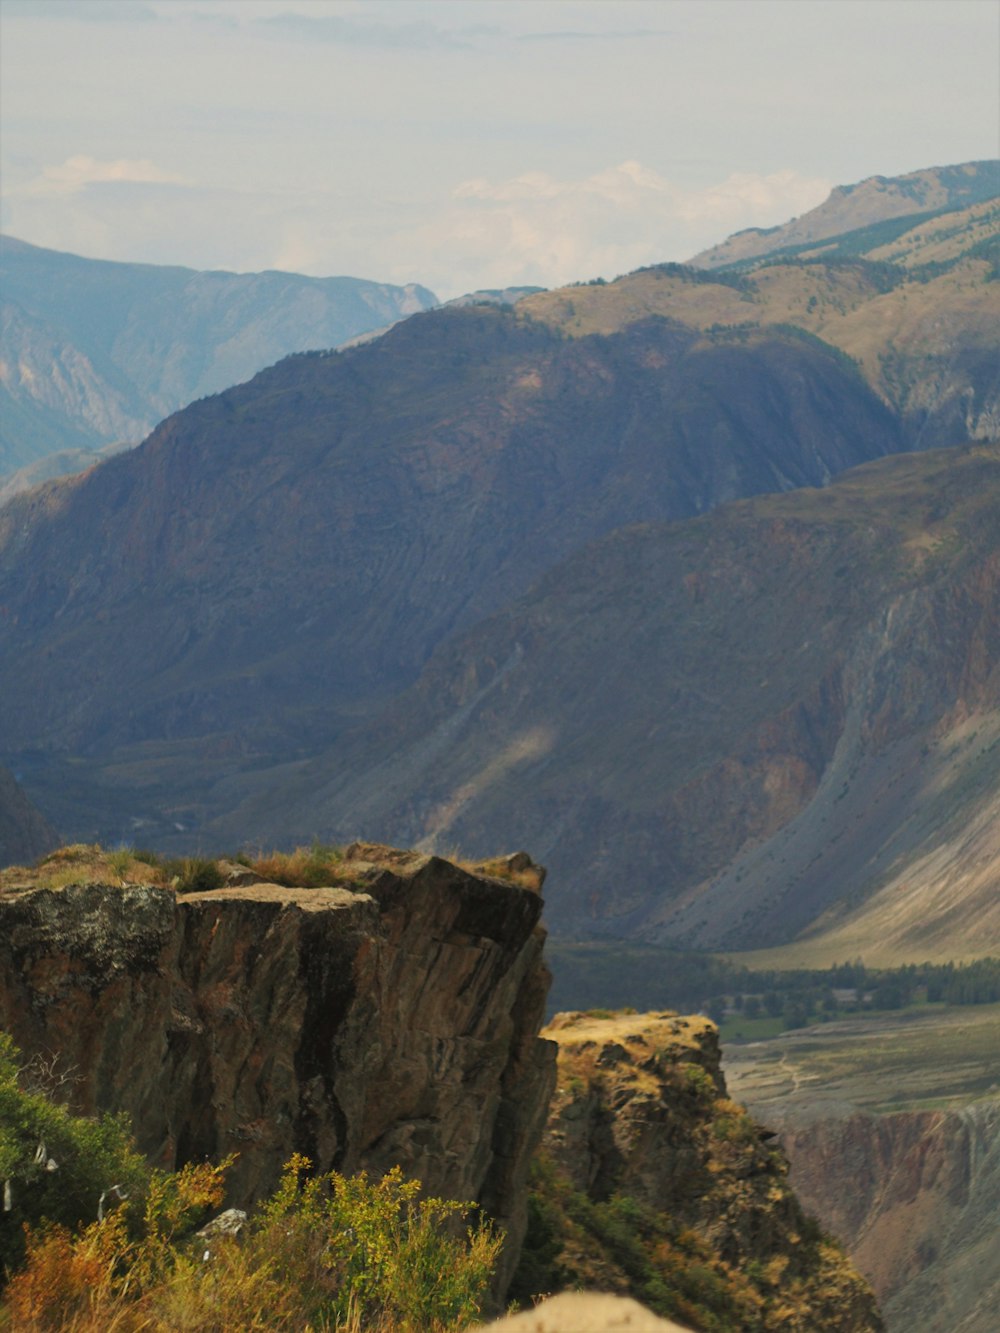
[523, 198, 1000, 450]
[0, 179, 996, 957]
[689, 159, 999, 269]
[0, 234, 436, 474]
[225, 443, 1000, 959]
[0, 304, 904, 849]
[0, 764, 58, 868]
[780, 1103, 1000, 1333]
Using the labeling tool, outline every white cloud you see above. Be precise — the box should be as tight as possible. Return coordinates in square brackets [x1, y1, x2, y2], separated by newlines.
[14, 155, 193, 198]
[1, 156, 831, 300]
[399, 161, 831, 294]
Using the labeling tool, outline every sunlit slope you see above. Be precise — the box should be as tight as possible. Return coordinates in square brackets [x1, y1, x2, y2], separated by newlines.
[689, 159, 999, 268]
[256, 445, 1000, 958]
[518, 199, 1000, 448]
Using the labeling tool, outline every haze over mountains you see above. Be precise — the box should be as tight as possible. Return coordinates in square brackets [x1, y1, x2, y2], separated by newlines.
[1, 160, 998, 970]
[0, 234, 436, 475]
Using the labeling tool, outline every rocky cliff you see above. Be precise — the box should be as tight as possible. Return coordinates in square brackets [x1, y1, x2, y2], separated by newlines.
[517, 1011, 882, 1331]
[777, 1102, 1000, 1333]
[0, 843, 554, 1295]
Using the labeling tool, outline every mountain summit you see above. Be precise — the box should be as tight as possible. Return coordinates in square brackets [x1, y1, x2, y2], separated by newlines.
[689, 159, 999, 269]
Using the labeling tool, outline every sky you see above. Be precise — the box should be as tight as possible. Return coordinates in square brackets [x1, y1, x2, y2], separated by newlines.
[1, 0, 998, 299]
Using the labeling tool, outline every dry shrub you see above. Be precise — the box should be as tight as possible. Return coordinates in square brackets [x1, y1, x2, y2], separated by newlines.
[249, 844, 345, 889]
[4, 1211, 129, 1331]
[3, 1156, 501, 1333]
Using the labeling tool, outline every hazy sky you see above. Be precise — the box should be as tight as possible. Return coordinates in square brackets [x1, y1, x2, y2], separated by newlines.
[2, 0, 997, 298]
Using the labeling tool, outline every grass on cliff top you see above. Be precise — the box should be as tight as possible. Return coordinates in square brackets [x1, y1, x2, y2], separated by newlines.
[0, 843, 340, 896]
[513, 1016, 873, 1332]
[0, 841, 542, 900]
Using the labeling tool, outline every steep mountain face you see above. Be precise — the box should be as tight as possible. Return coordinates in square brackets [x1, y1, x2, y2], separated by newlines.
[0, 305, 903, 846]
[778, 1103, 1000, 1333]
[0, 235, 437, 473]
[523, 1011, 882, 1331]
[0, 766, 58, 868]
[237, 444, 999, 957]
[0, 844, 554, 1296]
[689, 159, 999, 269]
[1, 174, 996, 955]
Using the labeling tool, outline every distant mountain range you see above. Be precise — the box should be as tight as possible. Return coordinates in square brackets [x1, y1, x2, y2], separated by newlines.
[0, 765, 57, 867]
[1, 162, 998, 965]
[0, 235, 436, 475]
[690, 158, 999, 268]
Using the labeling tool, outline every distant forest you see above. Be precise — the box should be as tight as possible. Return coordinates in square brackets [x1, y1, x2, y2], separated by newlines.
[547, 943, 1000, 1028]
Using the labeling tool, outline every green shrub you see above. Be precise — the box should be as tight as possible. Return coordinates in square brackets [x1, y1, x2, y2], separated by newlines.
[0, 1033, 148, 1280]
[170, 857, 224, 894]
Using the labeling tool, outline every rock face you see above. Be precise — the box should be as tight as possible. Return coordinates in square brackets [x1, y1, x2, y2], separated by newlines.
[527, 1012, 883, 1332]
[0, 844, 555, 1295]
[778, 1103, 1000, 1333]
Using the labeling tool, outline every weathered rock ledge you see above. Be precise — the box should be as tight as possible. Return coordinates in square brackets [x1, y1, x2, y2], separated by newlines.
[0, 844, 555, 1293]
[531, 1011, 884, 1331]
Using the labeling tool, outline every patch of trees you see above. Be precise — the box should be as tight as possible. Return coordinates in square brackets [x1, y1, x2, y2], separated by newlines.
[547, 942, 1000, 1027]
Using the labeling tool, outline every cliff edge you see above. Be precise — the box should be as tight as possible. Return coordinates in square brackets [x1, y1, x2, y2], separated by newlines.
[0, 843, 555, 1294]
[517, 1011, 883, 1331]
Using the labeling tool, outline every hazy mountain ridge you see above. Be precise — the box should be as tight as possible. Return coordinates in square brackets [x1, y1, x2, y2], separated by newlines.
[0, 306, 904, 851]
[232, 445, 998, 957]
[0, 234, 437, 473]
[689, 159, 999, 269]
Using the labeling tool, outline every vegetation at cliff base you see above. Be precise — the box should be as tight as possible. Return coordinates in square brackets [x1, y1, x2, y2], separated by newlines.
[0, 1033, 147, 1279]
[0, 1036, 500, 1332]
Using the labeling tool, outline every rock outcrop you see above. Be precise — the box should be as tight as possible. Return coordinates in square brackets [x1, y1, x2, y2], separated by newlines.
[524, 1011, 883, 1332]
[0, 844, 555, 1296]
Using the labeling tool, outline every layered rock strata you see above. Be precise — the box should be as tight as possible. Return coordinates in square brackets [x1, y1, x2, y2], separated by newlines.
[0, 844, 555, 1294]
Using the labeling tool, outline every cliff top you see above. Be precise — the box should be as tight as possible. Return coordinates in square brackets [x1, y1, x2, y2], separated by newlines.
[0, 841, 545, 903]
